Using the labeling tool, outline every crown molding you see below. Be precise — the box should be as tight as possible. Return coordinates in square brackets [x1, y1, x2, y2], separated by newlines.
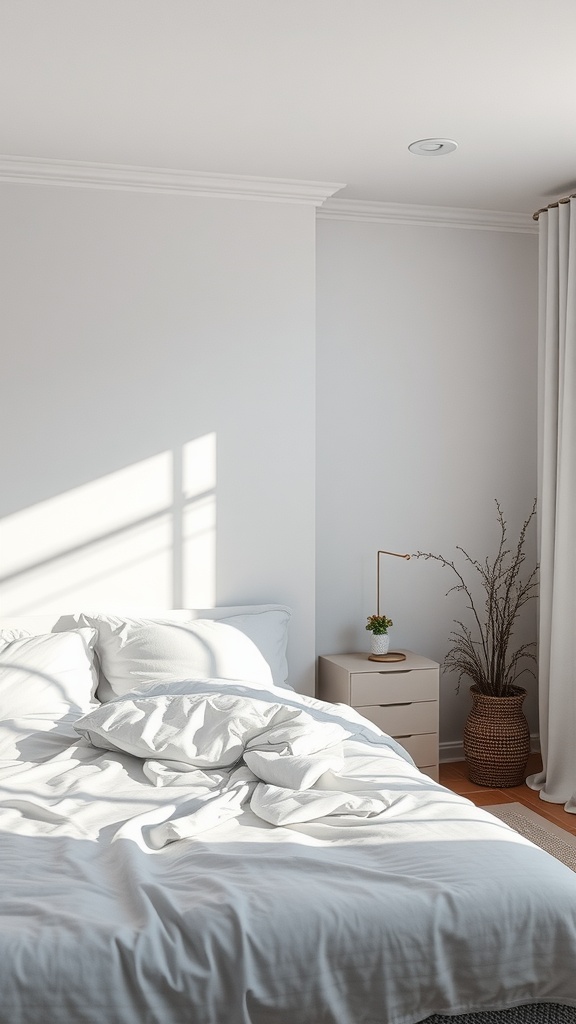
[0, 157, 536, 228]
[318, 197, 537, 233]
[0, 155, 345, 206]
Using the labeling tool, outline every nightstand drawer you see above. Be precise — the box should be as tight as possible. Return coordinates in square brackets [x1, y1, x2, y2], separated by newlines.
[359, 700, 437, 736]
[317, 652, 440, 780]
[351, 668, 438, 707]
[393, 733, 438, 768]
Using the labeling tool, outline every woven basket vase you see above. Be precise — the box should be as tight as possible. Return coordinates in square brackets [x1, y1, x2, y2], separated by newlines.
[463, 684, 530, 788]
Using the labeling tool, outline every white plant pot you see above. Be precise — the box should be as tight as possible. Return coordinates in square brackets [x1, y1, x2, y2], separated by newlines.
[370, 633, 390, 656]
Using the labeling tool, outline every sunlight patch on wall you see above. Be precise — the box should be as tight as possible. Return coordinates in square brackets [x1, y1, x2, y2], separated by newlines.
[0, 437, 217, 615]
[180, 433, 217, 608]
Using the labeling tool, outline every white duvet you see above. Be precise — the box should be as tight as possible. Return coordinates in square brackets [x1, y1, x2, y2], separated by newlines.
[75, 684, 421, 842]
[0, 677, 575, 1024]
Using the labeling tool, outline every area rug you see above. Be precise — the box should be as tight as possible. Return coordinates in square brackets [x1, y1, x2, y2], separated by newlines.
[484, 802, 576, 871]
[425, 1006, 576, 1024]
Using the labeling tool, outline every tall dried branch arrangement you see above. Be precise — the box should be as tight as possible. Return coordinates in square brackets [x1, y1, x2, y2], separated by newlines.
[415, 500, 538, 697]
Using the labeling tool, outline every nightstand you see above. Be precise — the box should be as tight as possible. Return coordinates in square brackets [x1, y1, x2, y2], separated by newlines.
[317, 651, 440, 781]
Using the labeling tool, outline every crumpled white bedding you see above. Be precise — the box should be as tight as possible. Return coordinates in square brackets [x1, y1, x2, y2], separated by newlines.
[74, 683, 420, 842]
[0, 677, 575, 1024]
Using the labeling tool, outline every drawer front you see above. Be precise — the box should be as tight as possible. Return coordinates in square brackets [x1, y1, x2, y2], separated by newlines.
[394, 733, 438, 768]
[359, 701, 437, 736]
[351, 668, 438, 707]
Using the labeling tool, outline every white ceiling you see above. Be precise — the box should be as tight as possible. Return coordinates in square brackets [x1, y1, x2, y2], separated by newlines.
[2, 0, 576, 215]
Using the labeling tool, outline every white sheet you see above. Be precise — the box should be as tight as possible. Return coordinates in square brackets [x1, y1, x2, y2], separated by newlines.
[0, 679, 575, 1024]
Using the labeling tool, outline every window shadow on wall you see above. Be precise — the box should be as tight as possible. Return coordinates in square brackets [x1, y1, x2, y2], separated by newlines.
[0, 434, 217, 614]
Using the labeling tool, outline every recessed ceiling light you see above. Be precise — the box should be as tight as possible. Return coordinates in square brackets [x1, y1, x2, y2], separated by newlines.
[408, 138, 458, 156]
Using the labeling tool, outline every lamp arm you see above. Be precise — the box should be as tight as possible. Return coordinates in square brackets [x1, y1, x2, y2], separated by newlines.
[377, 550, 411, 617]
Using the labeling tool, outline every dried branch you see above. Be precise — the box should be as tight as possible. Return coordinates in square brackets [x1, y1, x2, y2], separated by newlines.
[414, 500, 538, 697]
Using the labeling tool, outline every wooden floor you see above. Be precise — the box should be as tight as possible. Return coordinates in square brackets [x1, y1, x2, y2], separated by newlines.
[439, 753, 576, 837]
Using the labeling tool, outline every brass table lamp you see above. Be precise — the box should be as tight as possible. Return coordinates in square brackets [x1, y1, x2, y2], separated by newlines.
[368, 549, 411, 663]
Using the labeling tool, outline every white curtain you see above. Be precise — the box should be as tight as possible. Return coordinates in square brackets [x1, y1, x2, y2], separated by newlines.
[527, 199, 576, 813]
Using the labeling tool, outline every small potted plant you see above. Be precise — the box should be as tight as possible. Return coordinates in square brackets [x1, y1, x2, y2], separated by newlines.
[366, 614, 393, 657]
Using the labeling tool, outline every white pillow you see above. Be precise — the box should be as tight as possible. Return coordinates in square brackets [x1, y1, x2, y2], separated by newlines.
[74, 605, 292, 688]
[78, 614, 275, 701]
[0, 628, 99, 760]
[0, 628, 99, 716]
[192, 606, 291, 688]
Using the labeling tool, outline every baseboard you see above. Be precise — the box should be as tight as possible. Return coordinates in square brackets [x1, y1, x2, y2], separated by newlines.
[439, 740, 465, 763]
[440, 732, 540, 764]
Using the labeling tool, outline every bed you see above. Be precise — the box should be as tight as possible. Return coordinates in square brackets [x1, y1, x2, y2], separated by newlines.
[0, 606, 575, 1024]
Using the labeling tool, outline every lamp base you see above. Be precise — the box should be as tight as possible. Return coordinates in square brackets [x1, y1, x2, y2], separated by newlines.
[367, 652, 407, 663]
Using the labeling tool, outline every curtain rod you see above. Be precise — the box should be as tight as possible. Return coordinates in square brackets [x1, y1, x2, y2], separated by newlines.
[533, 192, 576, 221]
